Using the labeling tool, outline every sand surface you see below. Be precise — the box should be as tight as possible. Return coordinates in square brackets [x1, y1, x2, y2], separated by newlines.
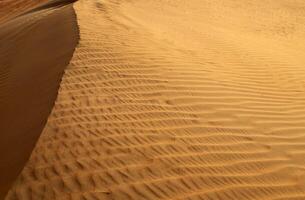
[0, 0, 78, 198]
[4, 0, 305, 199]
[0, 0, 49, 23]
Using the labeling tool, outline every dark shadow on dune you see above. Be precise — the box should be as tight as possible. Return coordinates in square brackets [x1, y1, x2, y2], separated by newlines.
[0, 2, 79, 199]
[19, 0, 78, 17]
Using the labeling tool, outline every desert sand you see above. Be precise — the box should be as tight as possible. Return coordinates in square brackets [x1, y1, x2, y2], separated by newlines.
[0, 0, 78, 198]
[2, 0, 305, 199]
[0, 0, 48, 22]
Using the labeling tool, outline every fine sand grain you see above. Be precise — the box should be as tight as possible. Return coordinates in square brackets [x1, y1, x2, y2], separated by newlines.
[0, 1, 79, 198]
[4, 0, 305, 199]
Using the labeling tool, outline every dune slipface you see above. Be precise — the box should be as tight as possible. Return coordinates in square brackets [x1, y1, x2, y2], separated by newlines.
[5, 0, 305, 199]
[0, 1, 79, 199]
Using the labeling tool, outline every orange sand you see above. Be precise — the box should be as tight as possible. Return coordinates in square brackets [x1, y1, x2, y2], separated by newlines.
[4, 0, 305, 199]
[0, 0, 48, 23]
[0, 0, 78, 198]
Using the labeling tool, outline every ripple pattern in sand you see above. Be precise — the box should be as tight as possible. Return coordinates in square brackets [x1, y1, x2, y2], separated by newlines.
[6, 0, 305, 199]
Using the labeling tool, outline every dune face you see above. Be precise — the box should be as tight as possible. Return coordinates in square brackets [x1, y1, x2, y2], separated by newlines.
[0, 0, 48, 23]
[4, 0, 305, 199]
[0, 1, 79, 199]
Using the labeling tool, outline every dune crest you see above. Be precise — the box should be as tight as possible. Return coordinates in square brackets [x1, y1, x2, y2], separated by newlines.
[5, 0, 305, 199]
[0, 1, 79, 198]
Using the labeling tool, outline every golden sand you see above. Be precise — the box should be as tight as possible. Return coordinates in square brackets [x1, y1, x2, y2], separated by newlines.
[3, 0, 305, 199]
[0, 0, 78, 198]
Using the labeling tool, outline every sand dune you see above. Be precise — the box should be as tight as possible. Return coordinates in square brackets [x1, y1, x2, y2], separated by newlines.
[0, 0, 48, 23]
[4, 0, 305, 199]
[0, 0, 78, 198]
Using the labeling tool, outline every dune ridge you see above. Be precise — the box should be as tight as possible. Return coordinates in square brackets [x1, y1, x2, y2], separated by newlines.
[0, 1, 79, 199]
[5, 0, 305, 199]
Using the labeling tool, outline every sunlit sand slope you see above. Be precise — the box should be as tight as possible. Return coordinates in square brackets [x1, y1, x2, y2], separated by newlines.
[6, 0, 305, 199]
[0, 1, 78, 198]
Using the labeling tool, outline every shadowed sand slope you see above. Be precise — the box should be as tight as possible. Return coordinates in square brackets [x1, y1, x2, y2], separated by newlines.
[5, 0, 305, 199]
[0, 0, 48, 23]
[0, 1, 79, 199]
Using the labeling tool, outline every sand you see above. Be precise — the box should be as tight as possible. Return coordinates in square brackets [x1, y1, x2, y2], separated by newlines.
[0, 0, 49, 23]
[0, 0, 78, 198]
[3, 0, 305, 199]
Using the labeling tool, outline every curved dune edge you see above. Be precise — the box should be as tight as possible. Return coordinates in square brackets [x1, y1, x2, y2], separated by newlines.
[0, 2, 79, 199]
[5, 0, 305, 200]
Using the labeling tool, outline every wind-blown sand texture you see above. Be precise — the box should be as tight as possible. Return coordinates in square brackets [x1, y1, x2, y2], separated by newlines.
[0, 0, 48, 23]
[4, 0, 305, 199]
[0, 0, 78, 198]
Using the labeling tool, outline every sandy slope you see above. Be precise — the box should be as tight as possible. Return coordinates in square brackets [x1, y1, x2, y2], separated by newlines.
[0, 1, 78, 198]
[5, 0, 305, 199]
[0, 0, 48, 23]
